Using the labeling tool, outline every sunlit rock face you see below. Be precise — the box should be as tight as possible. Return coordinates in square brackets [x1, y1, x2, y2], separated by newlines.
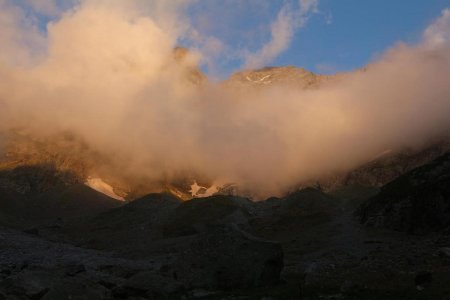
[0, 130, 125, 197]
[173, 47, 206, 86]
[0, 130, 91, 186]
[0, 129, 185, 200]
[224, 66, 336, 90]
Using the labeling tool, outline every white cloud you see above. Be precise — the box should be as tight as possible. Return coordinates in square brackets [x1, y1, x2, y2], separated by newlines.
[423, 8, 450, 48]
[243, 0, 319, 70]
[1, 1, 450, 199]
[0, 0, 46, 65]
[243, 5, 296, 69]
[299, 0, 319, 15]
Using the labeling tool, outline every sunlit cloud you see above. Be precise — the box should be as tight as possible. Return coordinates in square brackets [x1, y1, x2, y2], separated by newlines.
[0, 1, 449, 198]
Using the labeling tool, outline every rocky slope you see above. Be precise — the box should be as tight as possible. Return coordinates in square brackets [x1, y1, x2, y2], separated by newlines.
[0, 166, 122, 229]
[0, 192, 285, 299]
[336, 140, 450, 189]
[1, 64, 450, 298]
[359, 150, 450, 234]
[0, 130, 194, 201]
[0, 158, 450, 299]
[1, 186, 449, 299]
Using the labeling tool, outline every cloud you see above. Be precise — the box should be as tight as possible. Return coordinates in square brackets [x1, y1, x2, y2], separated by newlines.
[243, 0, 319, 70]
[423, 8, 450, 48]
[26, 0, 61, 16]
[242, 5, 297, 69]
[181, 1, 320, 76]
[0, 0, 46, 65]
[0, 2, 449, 198]
[299, 0, 319, 14]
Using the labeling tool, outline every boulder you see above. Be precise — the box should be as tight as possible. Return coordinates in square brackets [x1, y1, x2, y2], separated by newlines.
[115, 271, 184, 299]
[64, 193, 181, 252]
[170, 225, 283, 290]
[0, 270, 55, 299]
[42, 277, 111, 300]
[163, 195, 252, 237]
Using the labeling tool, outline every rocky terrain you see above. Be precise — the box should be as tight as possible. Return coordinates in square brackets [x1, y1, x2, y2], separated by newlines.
[359, 150, 450, 234]
[314, 139, 450, 191]
[0, 130, 195, 201]
[0, 148, 449, 299]
[0, 66, 449, 299]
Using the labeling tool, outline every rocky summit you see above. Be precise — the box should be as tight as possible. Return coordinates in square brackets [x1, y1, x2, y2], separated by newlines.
[224, 66, 335, 90]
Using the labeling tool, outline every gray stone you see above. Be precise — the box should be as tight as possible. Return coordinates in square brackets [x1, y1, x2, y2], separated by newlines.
[171, 225, 283, 290]
[42, 277, 111, 300]
[438, 247, 450, 258]
[122, 271, 184, 297]
[0, 270, 56, 298]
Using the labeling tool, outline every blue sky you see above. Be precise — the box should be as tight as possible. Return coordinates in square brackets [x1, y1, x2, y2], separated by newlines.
[276, 0, 450, 74]
[187, 0, 450, 77]
[14, 0, 450, 77]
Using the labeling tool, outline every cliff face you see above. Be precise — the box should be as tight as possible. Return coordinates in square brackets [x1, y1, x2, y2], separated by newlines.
[0, 131, 93, 193]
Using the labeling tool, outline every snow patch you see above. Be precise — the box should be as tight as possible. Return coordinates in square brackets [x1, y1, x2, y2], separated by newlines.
[245, 74, 272, 83]
[85, 177, 125, 201]
[190, 181, 219, 198]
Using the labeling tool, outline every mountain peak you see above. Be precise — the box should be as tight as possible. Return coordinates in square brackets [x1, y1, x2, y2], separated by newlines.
[225, 65, 334, 89]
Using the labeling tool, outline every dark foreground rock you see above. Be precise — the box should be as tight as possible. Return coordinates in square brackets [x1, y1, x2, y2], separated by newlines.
[0, 220, 283, 299]
[115, 271, 184, 299]
[170, 225, 283, 290]
[163, 195, 254, 237]
[2, 149, 450, 299]
[359, 151, 450, 233]
[0, 226, 160, 299]
[0, 165, 123, 229]
[63, 193, 182, 253]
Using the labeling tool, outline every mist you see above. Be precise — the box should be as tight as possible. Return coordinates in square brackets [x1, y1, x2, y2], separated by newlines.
[1, 1, 450, 198]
